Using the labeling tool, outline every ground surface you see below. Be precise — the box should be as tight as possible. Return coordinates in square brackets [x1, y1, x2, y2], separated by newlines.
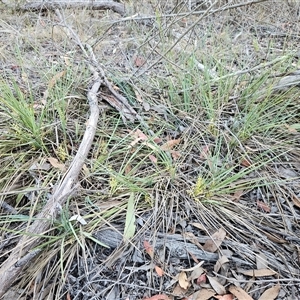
[0, 0, 300, 299]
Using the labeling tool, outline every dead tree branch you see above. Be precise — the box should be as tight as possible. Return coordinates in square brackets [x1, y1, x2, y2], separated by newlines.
[0, 5, 142, 295]
[0, 17, 103, 300]
[21, 0, 125, 16]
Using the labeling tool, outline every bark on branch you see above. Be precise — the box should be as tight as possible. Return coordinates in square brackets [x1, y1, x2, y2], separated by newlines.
[22, 1, 125, 15]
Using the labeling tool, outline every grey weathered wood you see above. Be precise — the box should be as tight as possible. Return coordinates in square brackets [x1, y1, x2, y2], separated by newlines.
[22, 1, 125, 15]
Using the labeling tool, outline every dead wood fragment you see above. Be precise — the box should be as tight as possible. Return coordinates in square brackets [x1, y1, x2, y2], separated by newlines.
[22, 0, 125, 16]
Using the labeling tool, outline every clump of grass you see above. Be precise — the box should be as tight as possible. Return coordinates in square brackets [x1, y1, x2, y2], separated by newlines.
[0, 80, 46, 151]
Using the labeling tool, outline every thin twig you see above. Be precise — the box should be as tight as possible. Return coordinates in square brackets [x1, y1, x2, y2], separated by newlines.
[135, 0, 220, 77]
[55, 9, 139, 123]
[100, 0, 270, 25]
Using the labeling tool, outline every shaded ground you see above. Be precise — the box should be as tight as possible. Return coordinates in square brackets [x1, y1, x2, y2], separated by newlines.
[0, 0, 300, 299]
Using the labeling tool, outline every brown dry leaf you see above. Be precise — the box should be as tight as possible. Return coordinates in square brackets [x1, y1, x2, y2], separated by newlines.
[240, 158, 252, 167]
[125, 164, 132, 175]
[143, 294, 170, 300]
[239, 269, 277, 277]
[258, 284, 280, 300]
[291, 194, 300, 208]
[155, 265, 164, 277]
[190, 222, 206, 231]
[170, 150, 181, 160]
[149, 155, 157, 164]
[133, 129, 148, 140]
[256, 201, 271, 213]
[203, 228, 226, 253]
[196, 273, 207, 285]
[160, 139, 181, 151]
[228, 285, 254, 300]
[188, 289, 215, 300]
[173, 284, 187, 297]
[48, 70, 66, 88]
[134, 55, 146, 67]
[232, 190, 244, 201]
[187, 265, 205, 281]
[129, 129, 149, 147]
[178, 272, 189, 290]
[214, 255, 229, 273]
[143, 240, 154, 259]
[215, 295, 234, 300]
[207, 276, 226, 295]
[47, 157, 65, 171]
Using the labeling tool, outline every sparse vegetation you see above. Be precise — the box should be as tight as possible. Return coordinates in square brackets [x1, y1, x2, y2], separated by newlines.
[0, 0, 300, 299]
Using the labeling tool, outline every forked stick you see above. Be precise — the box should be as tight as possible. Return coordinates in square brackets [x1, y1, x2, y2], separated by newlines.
[0, 8, 132, 297]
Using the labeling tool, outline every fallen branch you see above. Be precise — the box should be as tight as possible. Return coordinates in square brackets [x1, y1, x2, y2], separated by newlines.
[0, 73, 101, 297]
[0, 73, 101, 298]
[0, 5, 142, 295]
[21, 0, 125, 16]
[0, 17, 103, 300]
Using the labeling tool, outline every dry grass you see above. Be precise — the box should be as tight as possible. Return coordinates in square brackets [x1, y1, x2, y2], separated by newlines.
[0, 0, 300, 299]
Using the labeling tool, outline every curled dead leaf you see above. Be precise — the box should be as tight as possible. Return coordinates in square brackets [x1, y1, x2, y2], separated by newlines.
[47, 157, 65, 171]
[203, 228, 226, 253]
[214, 255, 229, 273]
[207, 275, 226, 295]
[48, 70, 66, 89]
[256, 201, 271, 213]
[178, 272, 189, 290]
[160, 139, 181, 151]
[155, 265, 164, 277]
[143, 240, 154, 259]
[228, 285, 254, 300]
[258, 284, 280, 300]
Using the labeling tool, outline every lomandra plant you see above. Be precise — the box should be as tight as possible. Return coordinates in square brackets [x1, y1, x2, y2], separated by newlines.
[0, 80, 46, 151]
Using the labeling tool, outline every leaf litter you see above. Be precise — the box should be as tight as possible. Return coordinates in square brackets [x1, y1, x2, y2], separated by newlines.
[0, 0, 300, 299]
